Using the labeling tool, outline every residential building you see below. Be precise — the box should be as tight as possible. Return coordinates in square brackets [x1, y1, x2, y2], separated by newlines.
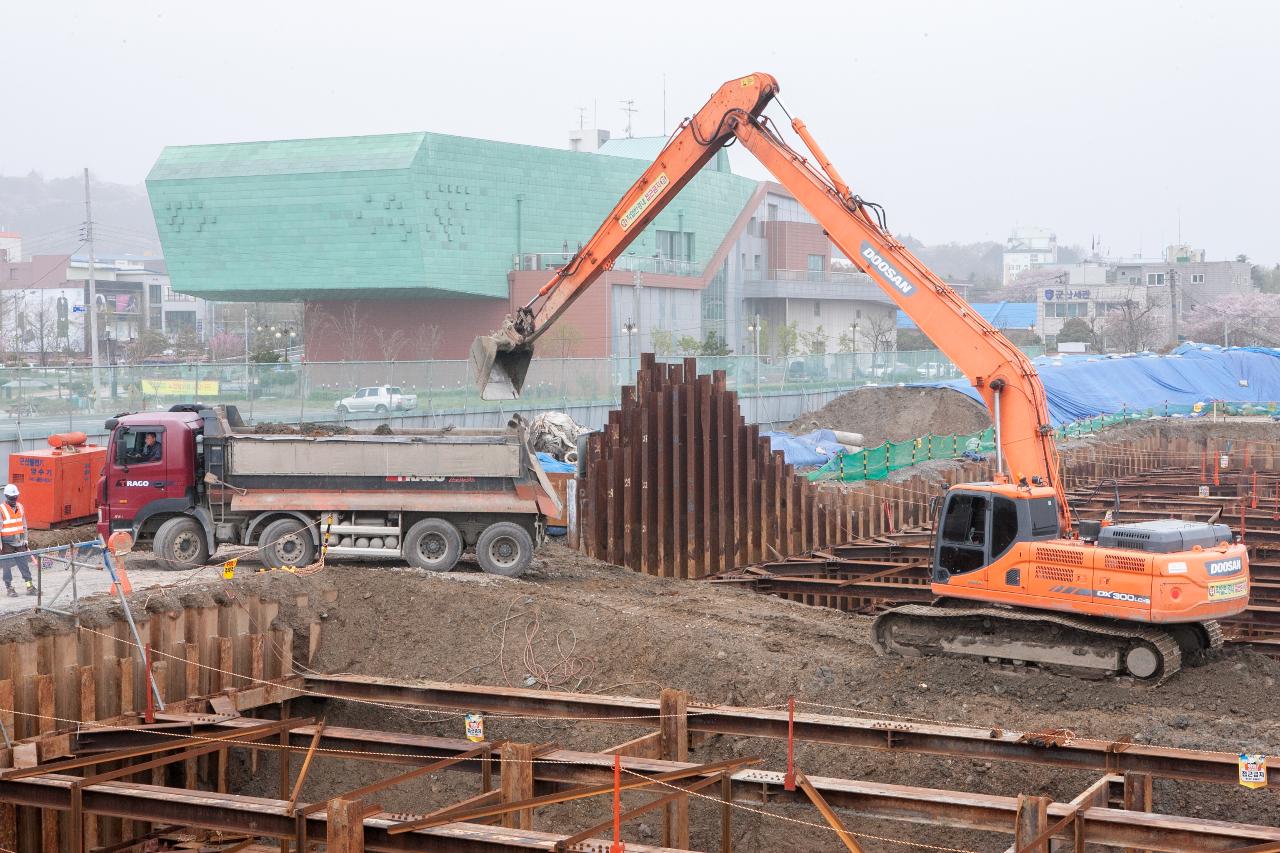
[146, 131, 896, 361]
[1032, 246, 1252, 347]
[0, 232, 21, 263]
[1002, 226, 1058, 285]
[0, 249, 214, 360]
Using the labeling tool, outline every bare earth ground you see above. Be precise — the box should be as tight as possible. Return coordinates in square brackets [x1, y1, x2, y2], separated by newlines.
[2, 417, 1276, 849]
[214, 542, 1279, 853]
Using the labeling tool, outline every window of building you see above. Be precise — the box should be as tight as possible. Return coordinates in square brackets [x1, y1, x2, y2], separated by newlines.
[1191, 273, 1205, 284]
[813, 300, 821, 318]
[655, 230, 694, 263]
[8, 270, 17, 281]
[749, 216, 758, 237]
[767, 203, 778, 222]
[856, 309, 862, 319]
[1146, 273, 1165, 286]
[753, 254, 762, 271]
[148, 284, 163, 303]
[1046, 302, 1088, 318]
[806, 254, 825, 281]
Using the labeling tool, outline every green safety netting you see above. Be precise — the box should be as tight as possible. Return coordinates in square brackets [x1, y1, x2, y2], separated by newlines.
[808, 401, 1279, 483]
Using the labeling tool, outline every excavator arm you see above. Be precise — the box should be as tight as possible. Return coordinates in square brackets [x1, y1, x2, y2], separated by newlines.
[472, 72, 1066, 522]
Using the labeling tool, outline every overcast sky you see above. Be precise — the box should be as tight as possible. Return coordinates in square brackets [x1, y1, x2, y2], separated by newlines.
[5, 0, 1277, 264]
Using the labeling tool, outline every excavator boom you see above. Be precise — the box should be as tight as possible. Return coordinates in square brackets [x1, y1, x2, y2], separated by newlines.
[473, 72, 1063, 518]
[472, 72, 1249, 683]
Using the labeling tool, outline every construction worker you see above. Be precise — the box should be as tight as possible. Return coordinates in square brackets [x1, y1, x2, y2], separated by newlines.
[0, 484, 35, 597]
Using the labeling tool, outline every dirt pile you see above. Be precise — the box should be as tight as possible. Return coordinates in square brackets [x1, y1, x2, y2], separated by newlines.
[225, 542, 1280, 852]
[250, 421, 355, 436]
[788, 385, 990, 445]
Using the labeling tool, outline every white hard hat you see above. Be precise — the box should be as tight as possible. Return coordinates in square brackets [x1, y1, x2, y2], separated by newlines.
[3, 484, 18, 498]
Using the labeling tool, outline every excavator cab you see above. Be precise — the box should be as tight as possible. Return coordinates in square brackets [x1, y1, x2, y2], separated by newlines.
[932, 485, 1060, 583]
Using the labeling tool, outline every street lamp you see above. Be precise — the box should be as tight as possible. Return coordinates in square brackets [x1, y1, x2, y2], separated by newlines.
[746, 314, 762, 398]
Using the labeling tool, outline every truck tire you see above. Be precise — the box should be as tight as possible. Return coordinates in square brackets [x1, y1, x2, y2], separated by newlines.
[476, 522, 533, 577]
[259, 519, 316, 569]
[375, 404, 389, 415]
[153, 516, 210, 572]
[336, 404, 349, 415]
[403, 518, 462, 572]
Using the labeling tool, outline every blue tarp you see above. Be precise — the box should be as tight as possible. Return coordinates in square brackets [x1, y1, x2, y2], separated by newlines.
[761, 429, 847, 467]
[535, 452, 576, 473]
[940, 344, 1280, 426]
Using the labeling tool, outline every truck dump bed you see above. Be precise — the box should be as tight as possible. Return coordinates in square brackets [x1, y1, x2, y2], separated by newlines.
[226, 431, 522, 479]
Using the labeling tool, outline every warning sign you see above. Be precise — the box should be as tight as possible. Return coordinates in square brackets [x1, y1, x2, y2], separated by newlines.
[465, 713, 485, 743]
[1239, 754, 1267, 789]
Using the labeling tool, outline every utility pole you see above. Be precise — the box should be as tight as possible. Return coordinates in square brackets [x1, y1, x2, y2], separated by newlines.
[1167, 267, 1178, 349]
[84, 168, 101, 376]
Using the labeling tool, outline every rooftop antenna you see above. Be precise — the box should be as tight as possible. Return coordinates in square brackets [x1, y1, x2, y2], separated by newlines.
[1177, 207, 1182, 243]
[620, 99, 637, 138]
[575, 106, 587, 130]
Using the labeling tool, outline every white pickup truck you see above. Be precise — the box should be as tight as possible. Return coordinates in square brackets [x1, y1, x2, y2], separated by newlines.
[335, 385, 418, 415]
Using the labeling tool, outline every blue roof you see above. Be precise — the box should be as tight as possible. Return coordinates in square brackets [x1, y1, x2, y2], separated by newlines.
[898, 301, 1036, 330]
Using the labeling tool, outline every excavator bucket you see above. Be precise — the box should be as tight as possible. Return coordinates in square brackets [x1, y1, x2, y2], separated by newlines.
[470, 332, 533, 401]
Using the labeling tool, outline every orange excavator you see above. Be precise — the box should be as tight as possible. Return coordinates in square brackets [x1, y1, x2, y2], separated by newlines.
[471, 73, 1249, 682]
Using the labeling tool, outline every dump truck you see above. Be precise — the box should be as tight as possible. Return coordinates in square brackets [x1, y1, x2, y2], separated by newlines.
[96, 404, 559, 575]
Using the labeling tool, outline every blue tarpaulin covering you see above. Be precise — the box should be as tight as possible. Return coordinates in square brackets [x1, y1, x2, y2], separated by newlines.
[761, 429, 847, 467]
[940, 344, 1280, 426]
[535, 452, 576, 473]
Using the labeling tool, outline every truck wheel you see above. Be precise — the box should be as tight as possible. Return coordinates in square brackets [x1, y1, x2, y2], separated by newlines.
[403, 518, 462, 571]
[476, 522, 533, 577]
[375, 404, 389, 415]
[260, 519, 316, 569]
[153, 517, 210, 571]
[336, 404, 349, 415]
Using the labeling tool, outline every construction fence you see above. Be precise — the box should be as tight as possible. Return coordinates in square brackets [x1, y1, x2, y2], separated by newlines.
[809, 401, 1280, 483]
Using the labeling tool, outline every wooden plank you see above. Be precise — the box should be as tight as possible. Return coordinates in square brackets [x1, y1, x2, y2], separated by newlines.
[326, 798, 365, 853]
[499, 743, 534, 830]
[659, 688, 689, 849]
[1014, 794, 1050, 853]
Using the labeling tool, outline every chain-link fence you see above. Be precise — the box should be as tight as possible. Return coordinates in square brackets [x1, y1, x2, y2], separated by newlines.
[0, 348, 1040, 433]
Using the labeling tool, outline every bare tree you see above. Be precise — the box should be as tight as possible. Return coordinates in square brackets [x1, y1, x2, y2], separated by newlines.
[18, 293, 61, 367]
[321, 300, 368, 360]
[543, 322, 584, 358]
[862, 311, 898, 353]
[1098, 287, 1167, 352]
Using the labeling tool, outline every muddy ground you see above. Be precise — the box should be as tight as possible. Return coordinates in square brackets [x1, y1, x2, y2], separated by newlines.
[788, 386, 991, 445]
[221, 542, 1280, 852]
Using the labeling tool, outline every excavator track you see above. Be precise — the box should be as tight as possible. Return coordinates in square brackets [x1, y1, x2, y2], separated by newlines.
[871, 604, 1189, 685]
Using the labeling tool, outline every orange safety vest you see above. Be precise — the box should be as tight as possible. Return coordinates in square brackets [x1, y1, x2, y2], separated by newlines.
[0, 502, 26, 537]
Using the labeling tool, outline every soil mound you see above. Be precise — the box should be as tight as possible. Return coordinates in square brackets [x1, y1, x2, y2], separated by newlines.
[788, 385, 990, 445]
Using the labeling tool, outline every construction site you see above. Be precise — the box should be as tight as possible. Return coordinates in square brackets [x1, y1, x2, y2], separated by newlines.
[0, 71, 1278, 853]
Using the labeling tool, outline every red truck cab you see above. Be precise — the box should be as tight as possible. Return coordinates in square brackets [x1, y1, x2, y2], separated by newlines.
[97, 409, 212, 556]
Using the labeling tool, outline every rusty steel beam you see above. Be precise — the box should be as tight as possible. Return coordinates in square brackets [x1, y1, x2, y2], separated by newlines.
[7, 749, 1276, 853]
[0, 773, 694, 853]
[303, 675, 1268, 788]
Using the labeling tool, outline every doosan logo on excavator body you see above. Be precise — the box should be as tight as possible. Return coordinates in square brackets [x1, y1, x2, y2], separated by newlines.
[861, 242, 916, 296]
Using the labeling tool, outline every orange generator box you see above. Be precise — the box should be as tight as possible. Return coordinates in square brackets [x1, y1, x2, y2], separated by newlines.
[8, 433, 108, 529]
